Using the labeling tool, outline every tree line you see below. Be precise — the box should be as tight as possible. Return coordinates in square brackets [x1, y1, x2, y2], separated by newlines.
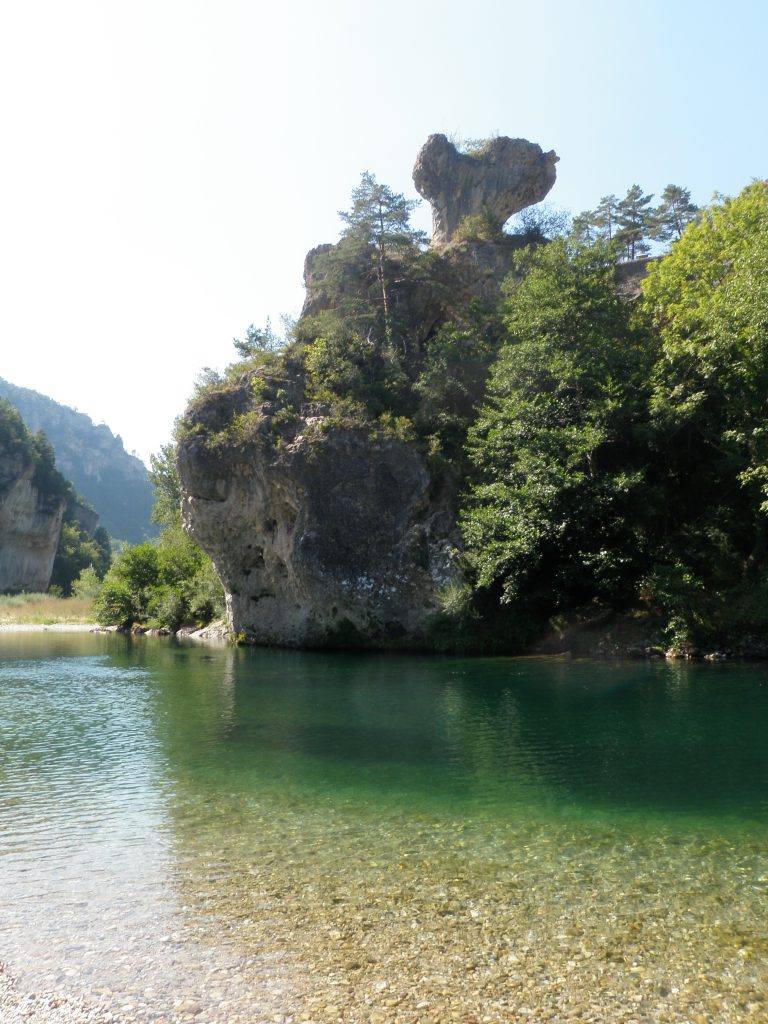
[571, 184, 699, 259]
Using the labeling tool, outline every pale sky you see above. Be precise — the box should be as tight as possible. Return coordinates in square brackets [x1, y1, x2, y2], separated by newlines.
[1, 0, 766, 465]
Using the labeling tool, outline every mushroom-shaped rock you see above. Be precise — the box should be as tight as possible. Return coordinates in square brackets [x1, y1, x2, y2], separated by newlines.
[413, 134, 559, 245]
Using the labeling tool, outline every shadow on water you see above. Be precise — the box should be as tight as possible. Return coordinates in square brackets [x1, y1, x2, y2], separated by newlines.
[141, 640, 768, 826]
[3, 633, 767, 826]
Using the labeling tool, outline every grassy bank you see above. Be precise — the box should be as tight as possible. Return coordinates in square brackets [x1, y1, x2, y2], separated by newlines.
[0, 593, 96, 625]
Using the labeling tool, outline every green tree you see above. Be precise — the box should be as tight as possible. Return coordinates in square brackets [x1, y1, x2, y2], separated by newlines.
[461, 239, 654, 611]
[507, 202, 571, 241]
[650, 184, 698, 243]
[592, 194, 620, 241]
[336, 172, 425, 345]
[149, 443, 182, 527]
[641, 180, 768, 644]
[414, 304, 504, 463]
[97, 439, 225, 630]
[94, 543, 160, 626]
[571, 210, 598, 245]
[616, 184, 654, 259]
[72, 564, 102, 599]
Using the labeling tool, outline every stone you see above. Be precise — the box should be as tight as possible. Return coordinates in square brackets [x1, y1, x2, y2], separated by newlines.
[0, 452, 65, 592]
[177, 384, 460, 650]
[177, 134, 567, 653]
[412, 133, 558, 245]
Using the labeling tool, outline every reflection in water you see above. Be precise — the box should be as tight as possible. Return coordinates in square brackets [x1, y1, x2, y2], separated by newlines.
[1, 634, 768, 1022]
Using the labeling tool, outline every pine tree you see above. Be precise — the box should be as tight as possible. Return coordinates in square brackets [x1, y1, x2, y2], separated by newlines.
[571, 210, 598, 245]
[592, 195, 619, 240]
[651, 184, 699, 243]
[338, 172, 425, 343]
[616, 185, 654, 259]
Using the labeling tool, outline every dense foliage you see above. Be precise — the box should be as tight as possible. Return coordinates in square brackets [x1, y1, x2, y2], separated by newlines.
[183, 173, 767, 653]
[0, 399, 111, 596]
[460, 181, 768, 650]
[50, 519, 111, 596]
[461, 240, 654, 615]
[94, 442, 224, 631]
[0, 378, 156, 544]
[0, 398, 71, 505]
[637, 181, 768, 646]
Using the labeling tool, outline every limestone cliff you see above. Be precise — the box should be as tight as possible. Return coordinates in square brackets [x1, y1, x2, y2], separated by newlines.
[413, 134, 558, 245]
[177, 133, 558, 649]
[178, 377, 459, 648]
[0, 452, 65, 593]
[0, 377, 155, 543]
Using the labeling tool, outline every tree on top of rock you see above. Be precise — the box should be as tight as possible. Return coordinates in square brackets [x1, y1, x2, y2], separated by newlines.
[650, 184, 699, 243]
[338, 172, 426, 344]
[616, 185, 655, 260]
[592, 194, 620, 241]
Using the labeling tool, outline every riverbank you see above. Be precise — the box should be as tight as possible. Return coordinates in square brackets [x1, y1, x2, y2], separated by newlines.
[0, 593, 95, 628]
[0, 623, 97, 632]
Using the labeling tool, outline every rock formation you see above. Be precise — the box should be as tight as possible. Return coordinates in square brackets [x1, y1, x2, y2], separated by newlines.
[177, 132, 563, 649]
[0, 453, 66, 592]
[178, 378, 459, 648]
[412, 134, 558, 245]
[0, 377, 155, 543]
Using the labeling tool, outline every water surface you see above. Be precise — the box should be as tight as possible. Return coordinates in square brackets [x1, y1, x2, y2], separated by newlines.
[1, 633, 767, 1022]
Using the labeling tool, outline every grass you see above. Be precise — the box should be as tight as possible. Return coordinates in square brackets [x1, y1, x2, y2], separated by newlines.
[0, 593, 96, 625]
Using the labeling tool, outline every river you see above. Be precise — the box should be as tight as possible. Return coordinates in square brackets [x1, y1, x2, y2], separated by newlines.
[1, 633, 767, 1022]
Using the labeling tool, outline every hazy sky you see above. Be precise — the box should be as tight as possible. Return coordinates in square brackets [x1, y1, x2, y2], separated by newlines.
[1, 0, 766, 464]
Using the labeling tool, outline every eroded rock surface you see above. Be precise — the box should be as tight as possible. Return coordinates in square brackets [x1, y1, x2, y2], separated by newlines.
[178, 381, 459, 648]
[413, 133, 558, 244]
[0, 455, 65, 592]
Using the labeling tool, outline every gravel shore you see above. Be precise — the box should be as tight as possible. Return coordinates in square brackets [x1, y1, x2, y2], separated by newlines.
[0, 966, 124, 1024]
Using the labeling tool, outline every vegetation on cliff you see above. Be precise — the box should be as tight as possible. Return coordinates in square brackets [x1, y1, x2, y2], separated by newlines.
[0, 399, 70, 506]
[178, 173, 767, 653]
[0, 378, 156, 545]
[0, 399, 111, 595]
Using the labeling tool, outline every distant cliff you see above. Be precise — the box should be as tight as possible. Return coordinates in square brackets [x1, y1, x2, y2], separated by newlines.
[0, 401, 68, 592]
[0, 378, 156, 543]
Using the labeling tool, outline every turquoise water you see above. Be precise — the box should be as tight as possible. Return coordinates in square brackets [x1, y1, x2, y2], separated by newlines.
[1, 633, 768, 1022]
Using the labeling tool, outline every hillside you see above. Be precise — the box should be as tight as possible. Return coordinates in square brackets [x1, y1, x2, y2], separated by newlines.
[0, 400, 69, 592]
[0, 378, 156, 544]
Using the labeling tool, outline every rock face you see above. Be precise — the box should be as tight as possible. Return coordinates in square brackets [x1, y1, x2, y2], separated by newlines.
[413, 134, 558, 245]
[0, 454, 65, 592]
[177, 381, 459, 649]
[178, 133, 564, 650]
[0, 377, 155, 543]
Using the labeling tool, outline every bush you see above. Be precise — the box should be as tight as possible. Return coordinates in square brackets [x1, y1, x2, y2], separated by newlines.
[72, 565, 101, 599]
[94, 530, 224, 631]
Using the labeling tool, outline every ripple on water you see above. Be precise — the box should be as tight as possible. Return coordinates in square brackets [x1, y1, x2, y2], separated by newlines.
[1, 637, 768, 1022]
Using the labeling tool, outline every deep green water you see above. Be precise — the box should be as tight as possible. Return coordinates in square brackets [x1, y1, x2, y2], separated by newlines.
[2, 632, 768, 1019]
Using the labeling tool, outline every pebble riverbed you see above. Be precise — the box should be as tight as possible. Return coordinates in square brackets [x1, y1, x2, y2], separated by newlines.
[3, 805, 768, 1024]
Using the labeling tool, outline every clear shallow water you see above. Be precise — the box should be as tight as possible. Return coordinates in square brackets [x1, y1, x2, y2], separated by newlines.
[1, 634, 768, 1022]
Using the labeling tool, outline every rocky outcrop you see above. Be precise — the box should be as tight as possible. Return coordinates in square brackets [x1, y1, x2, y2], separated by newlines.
[177, 381, 459, 649]
[615, 256, 654, 300]
[413, 134, 558, 245]
[0, 454, 65, 592]
[0, 377, 155, 543]
[177, 133, 564, 651]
